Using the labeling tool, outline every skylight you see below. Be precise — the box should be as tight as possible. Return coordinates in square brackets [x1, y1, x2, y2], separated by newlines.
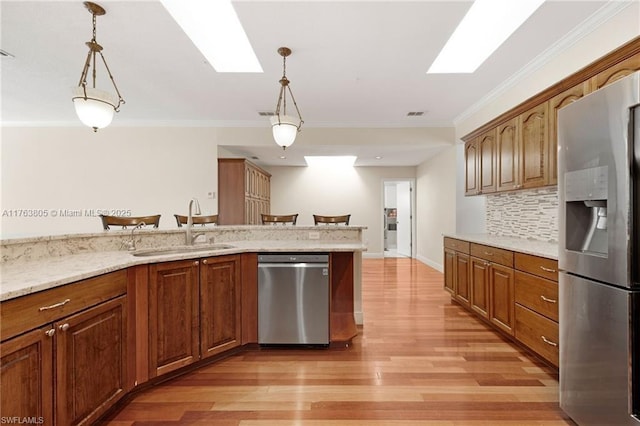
[427, 0, 545, 74]
[304, 156, 357, 168]
[159, 0, 262, 73]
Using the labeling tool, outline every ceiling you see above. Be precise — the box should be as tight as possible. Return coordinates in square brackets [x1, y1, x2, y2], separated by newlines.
[0, 0, 626, 166]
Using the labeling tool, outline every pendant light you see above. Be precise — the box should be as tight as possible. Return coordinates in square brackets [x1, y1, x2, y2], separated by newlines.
[271, 47, 303, 150]
[72, 2, 125, 132]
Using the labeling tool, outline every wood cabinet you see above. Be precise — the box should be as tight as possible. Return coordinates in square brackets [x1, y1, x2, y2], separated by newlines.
[519, 102, 549, 189]
[470, 243, 515, 334]
[149, 260, 200, 377]
[479, 129, 497, 194]
[496, 117, 520, 191]
[443, 238, 471, 307]
[218, 158, 271, 225]
[0, 271, 128, 426]
[514, 252, 559, 367]
[1, 327, 53, 425]
[200, 256, 242, 358]
[464, 140, 479, 196]
[444, 238, 558, 365]
[461, 37, 640, 196]
[148, 255, 242, 378]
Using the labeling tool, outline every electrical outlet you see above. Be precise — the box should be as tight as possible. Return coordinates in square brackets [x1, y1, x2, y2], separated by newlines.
[308, 231, 320, 240]
[207, 191, 216, 199]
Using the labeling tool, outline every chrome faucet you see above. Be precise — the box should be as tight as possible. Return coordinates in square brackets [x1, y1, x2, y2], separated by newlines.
[124, 222, 145, 251]
[185, 198, 201, 245]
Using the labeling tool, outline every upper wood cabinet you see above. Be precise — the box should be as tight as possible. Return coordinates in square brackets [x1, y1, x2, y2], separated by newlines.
[496, 117, 520, 192]
[590, 53, 640, 91]
[218, 158, 271, 225]
[519, 102, 549, 189]
[462, 37, 639, 196]
[479, 129, 497, 194]
[464, 139, 480, 196]
[548, 82, 591, 185]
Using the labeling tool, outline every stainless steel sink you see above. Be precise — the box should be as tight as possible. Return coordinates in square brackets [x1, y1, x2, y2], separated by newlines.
[132, 244, 235, 257]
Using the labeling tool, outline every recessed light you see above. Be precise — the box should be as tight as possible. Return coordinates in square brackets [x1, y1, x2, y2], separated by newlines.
[427, 0, 545, 73]
[279, 156, 286, 160]
[375, 156, 382, 160]
[159, 0, 262, 72]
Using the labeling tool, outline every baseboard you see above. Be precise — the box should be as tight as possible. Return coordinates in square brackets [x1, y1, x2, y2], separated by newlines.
[417, 255, 443, 273]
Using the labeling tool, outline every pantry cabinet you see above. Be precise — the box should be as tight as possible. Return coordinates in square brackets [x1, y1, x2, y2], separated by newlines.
[218, 158, 271, 225]
[0, 271, 128, 426]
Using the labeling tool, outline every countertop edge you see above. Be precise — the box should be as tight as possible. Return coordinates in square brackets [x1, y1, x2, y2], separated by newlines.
[443, 233, 558, 260]
[1, 242, 367, 302]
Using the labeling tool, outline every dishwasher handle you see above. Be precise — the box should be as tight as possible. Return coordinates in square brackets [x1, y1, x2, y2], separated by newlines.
[258, 253, 329, 263]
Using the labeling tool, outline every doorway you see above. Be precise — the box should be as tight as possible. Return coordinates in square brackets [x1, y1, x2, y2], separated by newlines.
[383, 179, 414, 258]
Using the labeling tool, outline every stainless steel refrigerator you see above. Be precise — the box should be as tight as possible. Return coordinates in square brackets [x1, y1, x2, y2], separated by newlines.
[558, 70, 640, 425]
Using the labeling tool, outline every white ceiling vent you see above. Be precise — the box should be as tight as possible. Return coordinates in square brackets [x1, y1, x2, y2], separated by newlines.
[258, 111, 276, 116]
[406, 111, 425, 116]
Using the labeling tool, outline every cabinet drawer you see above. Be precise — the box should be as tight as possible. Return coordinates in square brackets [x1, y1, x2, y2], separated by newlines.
[470, 243, 513, 267]
[515, 304, 559, 367]
[514, 252, 558, 281]
[515, 271, 558, 321]
[1, 270, 127, 342]
[444, 238, 470, 254]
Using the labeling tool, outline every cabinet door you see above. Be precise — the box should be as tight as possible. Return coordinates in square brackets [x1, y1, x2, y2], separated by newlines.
[520, 102, 549, 189]
[454, 253, 470, 307]
[56, 296, 127, 426]
[591, 54, 640, 91]
[489, 263, 515, 335]
[1, 327, 53, 425]
[200, 255, 242, 358]
[548, 82, 590, 185]
[479, 129, 497, 194]
[496, 118, 520, 191]
[470, 257, 489, 319]
[149, 260, 200, 377]
[443, 249, 456, 295]
[464, 139, 480, 196]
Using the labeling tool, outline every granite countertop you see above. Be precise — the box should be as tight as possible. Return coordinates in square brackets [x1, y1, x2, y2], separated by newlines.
[0, 240, 366, 302]
[443, 233, 558, 260]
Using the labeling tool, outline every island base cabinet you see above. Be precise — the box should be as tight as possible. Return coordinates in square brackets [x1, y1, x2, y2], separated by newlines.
[200, 256, 242, 358]
[1, 327, 53, 426]
[149, 260, 200, 378]
[0, 294, 127, 426]
[56, 296, 127, 426]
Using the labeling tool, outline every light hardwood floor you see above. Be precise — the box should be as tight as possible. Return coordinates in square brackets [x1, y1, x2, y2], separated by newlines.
[102, 258, 574, 425]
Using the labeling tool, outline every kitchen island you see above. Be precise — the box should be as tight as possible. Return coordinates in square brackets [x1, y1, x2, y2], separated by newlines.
[0, 226, 366, 425]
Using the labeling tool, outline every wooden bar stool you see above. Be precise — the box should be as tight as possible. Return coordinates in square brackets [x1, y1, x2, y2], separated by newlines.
[313, 214, 351, 225]
[174, 214, 219, 227]
[100, 214, 161, 230]
[261, 214, 298, 225]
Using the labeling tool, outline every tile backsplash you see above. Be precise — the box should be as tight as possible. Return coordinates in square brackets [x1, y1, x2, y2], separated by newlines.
[486, 187, 558, 242]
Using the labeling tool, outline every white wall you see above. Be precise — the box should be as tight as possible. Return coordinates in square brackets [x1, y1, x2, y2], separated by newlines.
[267, 165, 416, 257]
[455, 143, 486, 234]
[415, 145, 457, 271]
[1, 127, 220, 238]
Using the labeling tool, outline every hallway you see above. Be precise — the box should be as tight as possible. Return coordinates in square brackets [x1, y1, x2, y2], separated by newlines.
[103, 258, 572, 425]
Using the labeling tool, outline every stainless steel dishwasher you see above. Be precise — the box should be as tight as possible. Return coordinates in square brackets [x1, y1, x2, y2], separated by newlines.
[258, 253, 329, 345]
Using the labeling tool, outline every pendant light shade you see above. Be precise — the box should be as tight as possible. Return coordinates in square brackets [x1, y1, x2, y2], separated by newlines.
[72, 87, 116, 130]
[270, 115, 299, 149]
[72, 2, 124, 132]
[271, 47, 303, 150]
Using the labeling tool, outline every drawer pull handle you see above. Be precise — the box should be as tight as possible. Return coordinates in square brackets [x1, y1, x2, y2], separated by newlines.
[484, 251, 494, 256]
[540, 266, 557, 273]
[45, 329, 55, 337]
[540, 295, 557, 304]
[39, 299, 71, 311]
[541, 336, 558, 347]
